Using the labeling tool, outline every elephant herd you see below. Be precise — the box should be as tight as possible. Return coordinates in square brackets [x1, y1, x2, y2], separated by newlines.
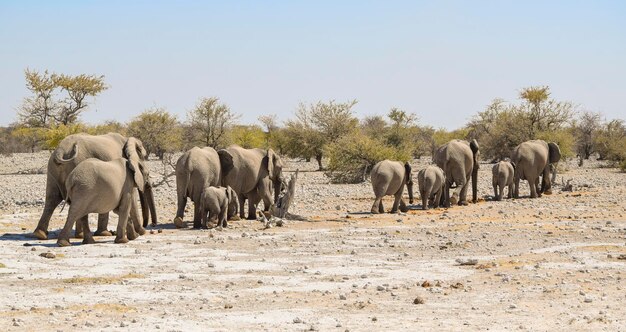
[371, 139, 561, 213]
[28, 133, 560, 247]
[31, 133, 283, 247]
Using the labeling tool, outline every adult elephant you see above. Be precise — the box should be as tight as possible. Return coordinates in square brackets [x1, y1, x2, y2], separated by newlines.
[433, 139, 480, 207]
[173, 146, 229, 229]
[370, 160, 414, 214]
[511, 140, 561, 199]
[32, 133, 157, 240]
[218, 146, 283, 220]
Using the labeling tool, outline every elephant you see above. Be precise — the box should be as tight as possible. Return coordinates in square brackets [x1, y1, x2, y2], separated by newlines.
[417, 165, 445, 210]
[173, 146, 231, 229]
[200, 186, 238, 229]
[32, 133, 156, 240]
[492, 160, 515, 201]
[511, 140, 561, 198]
[370, 160, 414, 214]
[218, 146, 283, 220]
[433, 139, 480, 207]
[58, 143, 152, 246]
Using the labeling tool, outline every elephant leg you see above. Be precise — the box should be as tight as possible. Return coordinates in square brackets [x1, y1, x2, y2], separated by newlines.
[529, 177, 538, 198]
[33, 187, 63, 240]
[421, 191, 428, 210]
[542, 167, 553, 195]
[81, 217, 95, 245]
[443, 182, 451, 208]
[58, 206, 83, 247]
[94, 213, 112, 236]
[174, 190, 187, 228]
[493, 184, 499, 201]
[192, 200, 202, 229]
[433, 191, 442, 209]
[378, 200, 384, 213]
[127, 216, 139, 241]
[390, 194, 401, 213]
[513, 173, 521, 199]
[247, 191, 261, 220]
[458, 179, 469, 206]
[238, 195, 246, 220]
[535, 177, 542, 198]
[507, 184, 513, 199]
[371, 197, 382, 214]
[74, 215, 86, 239]
[219, 208, 227, 228]
[129, 199, 146, 235]
[115, 194, 131, 244]
[399, 199, 408, 212]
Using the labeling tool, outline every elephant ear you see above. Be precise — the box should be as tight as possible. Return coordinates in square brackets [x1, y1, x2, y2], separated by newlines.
[510, 161, 516, 171]
[548, 142, 561, 164]
[267, 149, 282, 180]
[126, 159, 145, 192]
[469, 139, 479, 154]
[404, 162, 412, 184]
[218, 149, 234, 177]
[124, 137, 148, 161]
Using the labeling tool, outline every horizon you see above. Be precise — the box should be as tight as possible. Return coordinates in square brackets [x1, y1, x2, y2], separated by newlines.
[1, 1, 625, 129]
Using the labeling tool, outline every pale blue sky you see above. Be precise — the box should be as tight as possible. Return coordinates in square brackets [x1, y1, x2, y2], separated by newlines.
[1, 1, 625, 129]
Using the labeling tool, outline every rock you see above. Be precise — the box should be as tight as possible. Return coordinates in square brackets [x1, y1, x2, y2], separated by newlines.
[456, 258, 478, 266]
[584, 297, 593, 303]
[224, 303, 233, 309]
[339, 294, 347, 300]
[421, 281, 431, 288]
[413, 296, 425, 304]
[39, 252, 55, 259]
[293, 317, 303, 324]
[376, 285, 385, 291]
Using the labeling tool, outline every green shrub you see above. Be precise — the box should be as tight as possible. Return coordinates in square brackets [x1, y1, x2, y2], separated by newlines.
[324, 131, 411, 183]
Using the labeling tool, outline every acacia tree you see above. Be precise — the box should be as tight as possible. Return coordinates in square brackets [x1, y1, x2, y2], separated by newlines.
[52, 73, 108, 125]
[572, 111, 602, 166]
[127, 108, 182, 159]
[283, 100, 358, 170]
[17, 69, 57, 127]
[187, 97, 239, 148]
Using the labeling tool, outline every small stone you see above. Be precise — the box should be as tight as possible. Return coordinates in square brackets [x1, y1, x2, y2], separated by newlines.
[134, 249, 141, 254]
[339, 294, 347, 300]
[149, 230, 155, 234]
[509, 304, 517, 309]
[584, 297, 593, 303]
[120, 321, 128, 327]
[224, 303, 233, 309]
[376, 285, 385, 291]
[421, 281, 431, 288]
[413, 296, 425, 304]
[39, 252, 55, 259]
[372, 317, 378, 322]
[293, 317, 303, 324]
[157, 229, 163, 233]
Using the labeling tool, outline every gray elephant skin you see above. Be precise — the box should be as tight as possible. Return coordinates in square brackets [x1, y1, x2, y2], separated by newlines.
[218, 146, 283, 220]
[58, 145, 152, 246]
[200, 186, 238, 228]
[370, 160, 414, 214]
[32, 133, 156, 240]
[434, 139, 480, 207]
[417, 165, 445, 210]
[492, 161, 515, 201]
[174, 146, 231, 229]
[511, 140, 561, 198]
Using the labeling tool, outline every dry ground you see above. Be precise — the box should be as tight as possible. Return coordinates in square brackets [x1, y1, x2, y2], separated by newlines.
[1, 152, 625, 331]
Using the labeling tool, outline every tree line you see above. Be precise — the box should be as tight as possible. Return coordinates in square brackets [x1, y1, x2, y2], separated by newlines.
[2, 69, 625, 180]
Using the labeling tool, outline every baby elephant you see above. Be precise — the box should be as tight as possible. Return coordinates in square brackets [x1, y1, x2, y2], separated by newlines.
[370, 160, 414, 214]
[200, 186, 239, 228]
[417, 165, 445, 210]
[58, 156, 150, 247]
[492, 160, 515, 201]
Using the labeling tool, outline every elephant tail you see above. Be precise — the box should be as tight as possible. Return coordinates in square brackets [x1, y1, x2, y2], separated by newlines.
[53, 143, 78, 165]
[470, 139, 480, 203]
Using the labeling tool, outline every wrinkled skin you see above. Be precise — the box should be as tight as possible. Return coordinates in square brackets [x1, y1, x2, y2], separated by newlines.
[370, 160, 414, 214]
[57, 149, 151, 247]
[492, 161, 515, 201]
[511, 140, 561, 199]
[199, 186, 238, 229]
[173, 147, 229, 229]
[32, 133, 155, 240]
[218, 146, 283, 220]
[417, 165, 445, 210]
[434, 139, 480, 207]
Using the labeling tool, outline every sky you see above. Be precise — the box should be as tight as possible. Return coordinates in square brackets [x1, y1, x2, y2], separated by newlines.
[1, 1, 625, 129]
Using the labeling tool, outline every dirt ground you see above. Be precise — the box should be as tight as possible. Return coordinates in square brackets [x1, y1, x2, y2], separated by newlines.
[1, 153, 625, 331]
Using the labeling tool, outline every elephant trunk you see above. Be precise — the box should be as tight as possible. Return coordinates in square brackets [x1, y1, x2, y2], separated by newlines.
[471, 163, 478, 203]
[406, 181, 414, 205]
[144, 184, 158, 226]
[138, 190, 150, 227]
[273, 178, 282, 204]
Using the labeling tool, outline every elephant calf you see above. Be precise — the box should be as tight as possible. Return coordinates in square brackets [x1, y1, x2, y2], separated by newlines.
[200, 186, 239, 229]
[58, 157, 150, 247]
[370, 160, 414, 214]
[492, 161, 515, 201]
[417, 165, 445, 210]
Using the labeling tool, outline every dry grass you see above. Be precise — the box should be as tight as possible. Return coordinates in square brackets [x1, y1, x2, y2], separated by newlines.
[0, 262, 6, 268]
